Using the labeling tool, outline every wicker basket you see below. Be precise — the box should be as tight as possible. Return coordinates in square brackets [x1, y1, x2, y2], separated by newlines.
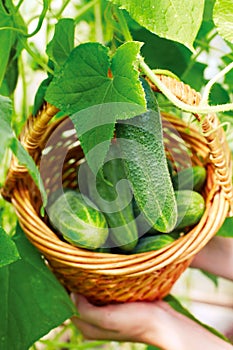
[2, 75, 233, 305]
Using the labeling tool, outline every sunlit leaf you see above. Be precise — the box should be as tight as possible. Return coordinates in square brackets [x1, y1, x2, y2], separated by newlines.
[213, 0, 233, 43]
[110, 0, 204, 51]
[46, 41, 146, 173]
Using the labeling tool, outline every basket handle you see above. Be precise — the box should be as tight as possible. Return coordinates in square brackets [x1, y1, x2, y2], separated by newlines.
[2, 76, 233, 212]
[1, 103, 59, 201]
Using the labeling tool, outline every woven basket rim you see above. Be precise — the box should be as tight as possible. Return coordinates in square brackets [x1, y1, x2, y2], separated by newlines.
[2, 75, 233, 278]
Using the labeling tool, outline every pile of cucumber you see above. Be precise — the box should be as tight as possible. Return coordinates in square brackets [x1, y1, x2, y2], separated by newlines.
[47, 79, 206, 254]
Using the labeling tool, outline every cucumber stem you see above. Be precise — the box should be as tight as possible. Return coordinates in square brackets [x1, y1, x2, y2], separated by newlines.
[139, 56, 233, 114]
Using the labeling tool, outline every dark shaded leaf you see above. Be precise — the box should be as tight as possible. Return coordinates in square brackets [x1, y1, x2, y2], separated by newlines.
[0, 223, 77, 350]
[0, 226, 20, 268]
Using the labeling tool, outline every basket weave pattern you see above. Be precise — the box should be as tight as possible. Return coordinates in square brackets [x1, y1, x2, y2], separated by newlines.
[2, 75, 233, 305]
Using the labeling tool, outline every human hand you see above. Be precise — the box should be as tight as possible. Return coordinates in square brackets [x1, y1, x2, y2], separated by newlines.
[191, 236, 233, 280]
[71, 294, 232, 350]
[71, 294, 171, 348]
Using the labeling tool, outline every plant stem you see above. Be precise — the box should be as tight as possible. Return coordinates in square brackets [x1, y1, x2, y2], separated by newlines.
[55, 0, 71, 18]
[18, 53, 28, 120]
[18, 37, 54, 75]
[26, 0, 49, 38]
[15, 0, 24, 11]
[139, 57, 233, 114]
[181, 31, 218, 81]
[94, 0, 104, 44]
[114, 5, 133, 42]
[201, 62, 233, 105]
[74, 0, 98, 24]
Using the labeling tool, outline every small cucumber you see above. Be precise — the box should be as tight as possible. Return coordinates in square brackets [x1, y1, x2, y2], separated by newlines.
[116, 78, 177, 233]
[131, 234, 175, 254]
[175, 190, 205, 229]
[87, 143, 138, 251]
[173, 166, 207, 192]
[47, 190, 109, 250]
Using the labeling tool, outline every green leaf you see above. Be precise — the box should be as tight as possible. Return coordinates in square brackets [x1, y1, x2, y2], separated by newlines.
[196, 0, 215, 42]
[0, 95, 14, 160]
[213, 0, 233, 43]
[216, 216, 233, 237]
[164, 294, 230, 343]
[0, 227, 20, 268]
[182, 61, 207, 91]
[209, 83, 230, 105]
[131, 26, 191, 76]
[46, 18, 75, 69]
[46, 41, 146, 114]
[9, 138, 47, 206]
[0, 95, 47, 206]
[46, 41, 146, 173]
[33, 74, 53, 116]
[0, 223, 77, 350]
[0, 47, 19, 96]
[0, 2, 15, 86]
[199, 269, 219, 287]
[111, 0, 205, 51]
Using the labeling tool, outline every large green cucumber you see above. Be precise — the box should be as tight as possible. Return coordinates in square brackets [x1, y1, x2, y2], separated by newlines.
[131, 234, 175, 254]
[173, 166, 207, 192]
[86, 142, 138, 251]
[116, 78, 177, 233]
[175, 190, 205, 229]
[47, 190, 109, 250]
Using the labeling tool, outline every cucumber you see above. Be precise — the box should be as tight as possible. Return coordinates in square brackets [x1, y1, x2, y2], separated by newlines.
[86, 142, 138, 251]
[116, 78, 177, 233]
[175, 190, 205, 229]
[132, 197, 158, 235]
[47, 190, 109, 250]
[173, 166, 207, 192]
[131, 234, 175, 254]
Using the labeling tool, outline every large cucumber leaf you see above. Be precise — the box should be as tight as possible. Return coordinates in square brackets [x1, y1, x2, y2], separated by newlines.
[46, 41, 146, 173]
[0, 223, 77, 350]
[110, 0, 205, 52]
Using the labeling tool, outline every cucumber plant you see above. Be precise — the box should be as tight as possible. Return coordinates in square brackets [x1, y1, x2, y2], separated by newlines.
[0, 1, 233, 350]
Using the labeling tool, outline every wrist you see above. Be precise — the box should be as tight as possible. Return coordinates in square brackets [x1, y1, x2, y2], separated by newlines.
[141, 301, 232, 350]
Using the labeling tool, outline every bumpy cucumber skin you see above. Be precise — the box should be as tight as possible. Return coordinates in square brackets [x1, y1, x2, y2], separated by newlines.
[131, 234, 175, 254]
[116, 78, 177, 233]
[47, 190, 109, 250]
[175, 190, 205, 229]
[173, 166, 207, 192]
[87, 143, 138, 251]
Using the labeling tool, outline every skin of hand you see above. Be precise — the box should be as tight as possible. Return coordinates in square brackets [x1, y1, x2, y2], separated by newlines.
[191, 236, 233, 281]
[71, 236, 233, 349]
[71, 294, 233, 350]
